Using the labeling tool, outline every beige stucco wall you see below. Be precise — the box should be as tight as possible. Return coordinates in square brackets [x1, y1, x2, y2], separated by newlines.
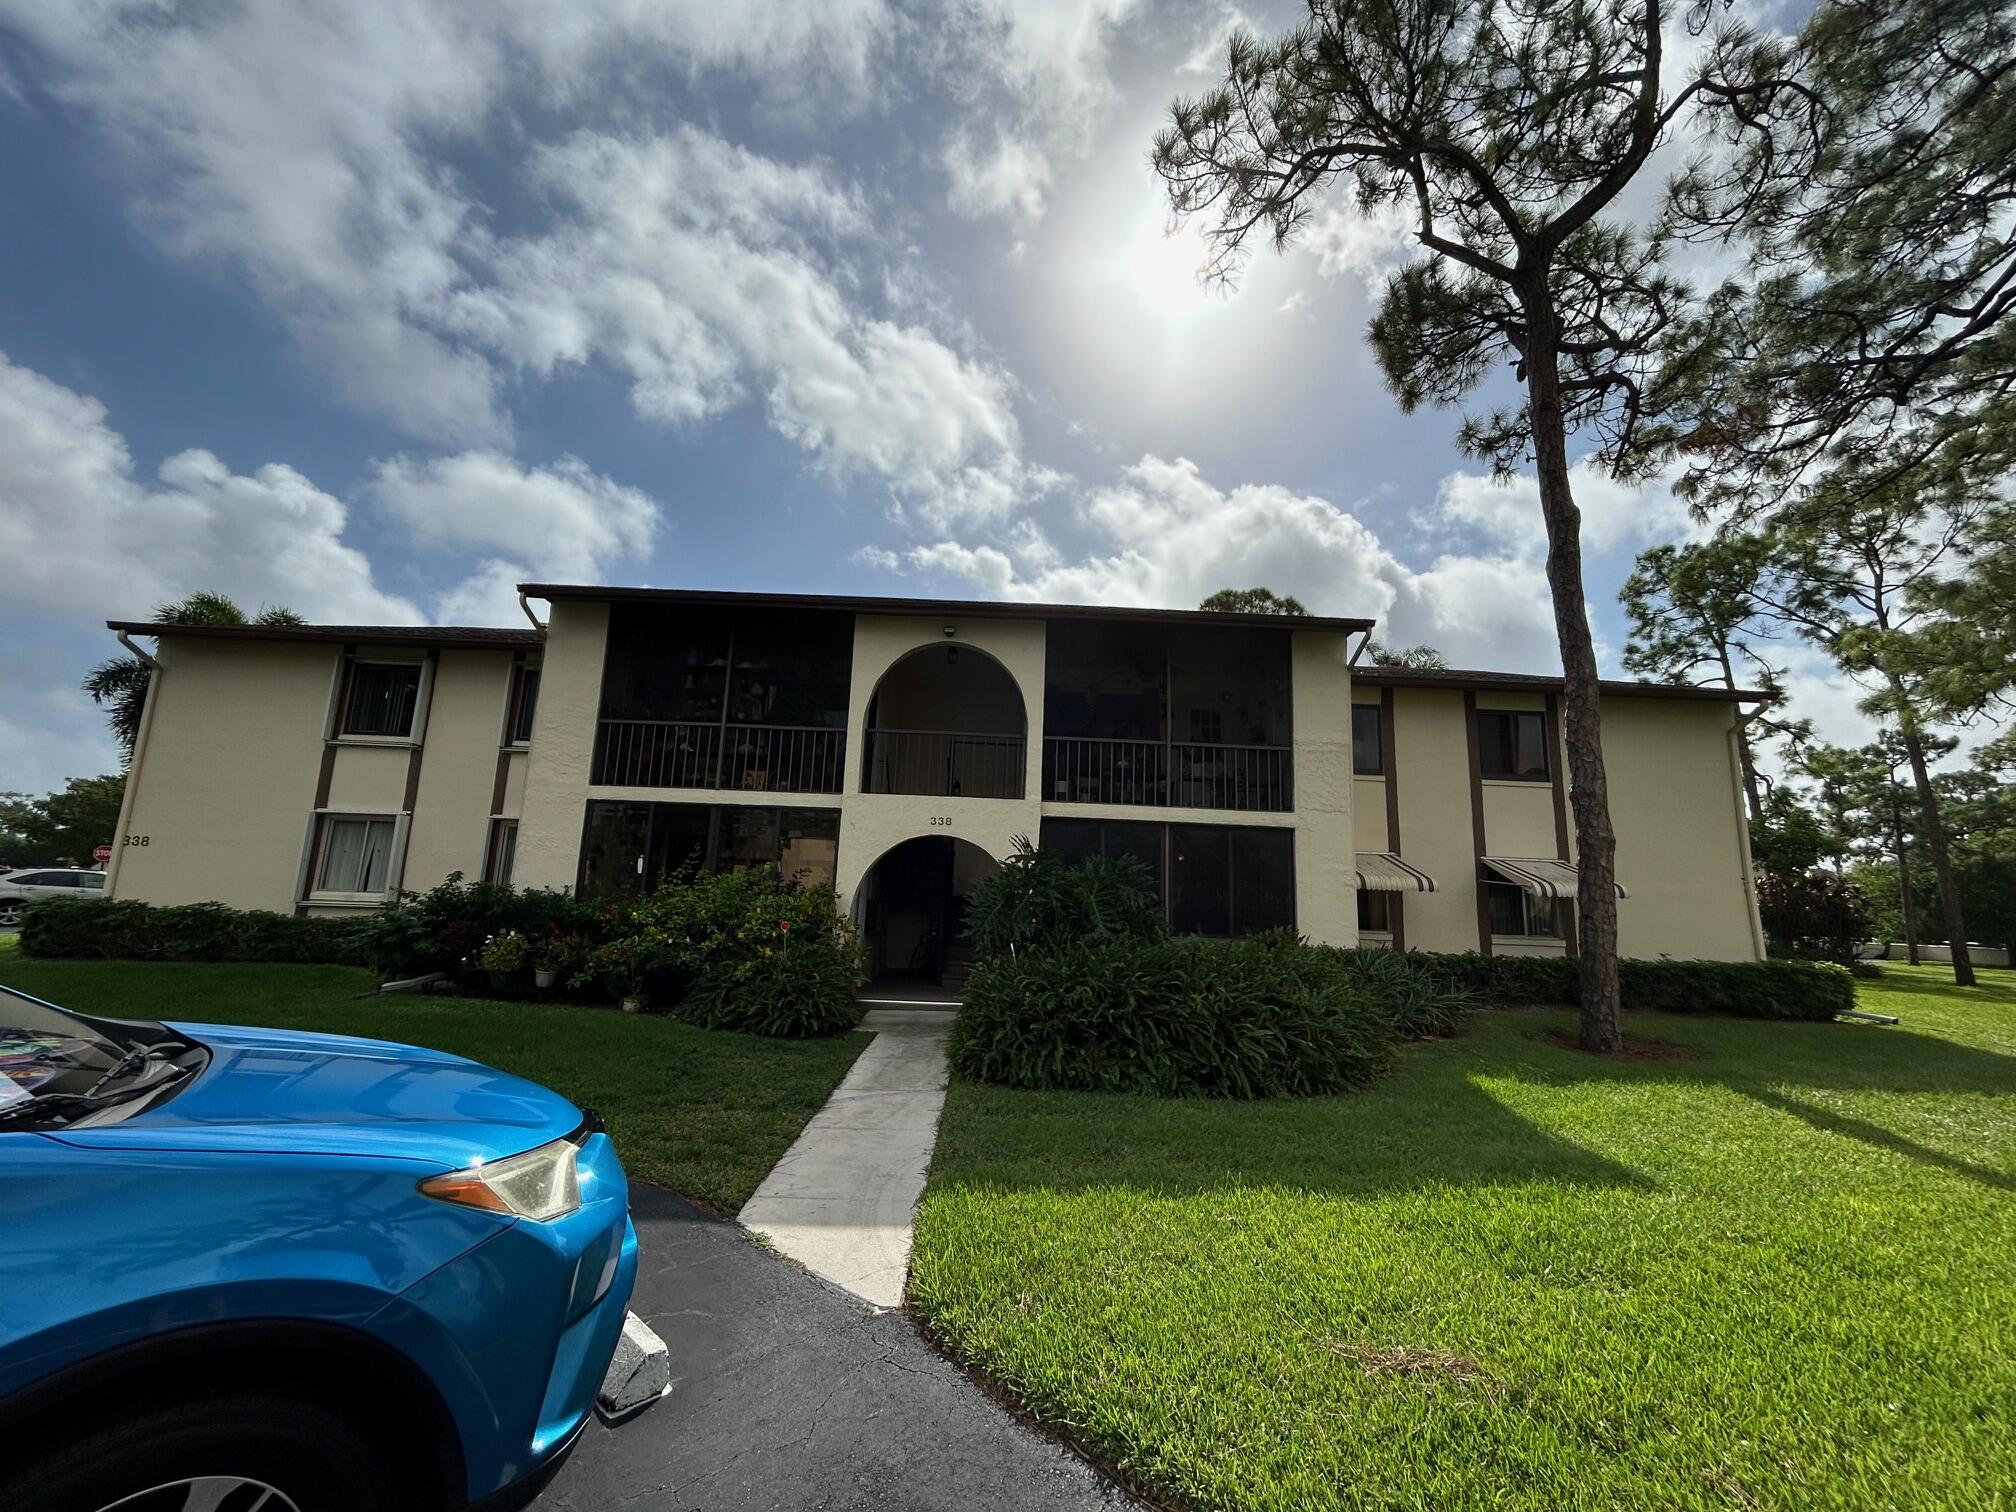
[403, 649, 515, 890]
[112, 639, 336, 910]
[1388, 687, 1480, 952]
[834, 615, 1045, 909]
[513, 600, 609, 891]
[1380, 685, 1762, 960]
[1290, 629, 1356, 947]
[1604, 698, 1763, 960]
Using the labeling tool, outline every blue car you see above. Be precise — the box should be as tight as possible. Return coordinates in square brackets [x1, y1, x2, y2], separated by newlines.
[0, 984, 645, 1512]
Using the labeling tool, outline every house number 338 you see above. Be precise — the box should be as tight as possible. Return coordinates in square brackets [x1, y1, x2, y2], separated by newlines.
[928, 816, 954, 827]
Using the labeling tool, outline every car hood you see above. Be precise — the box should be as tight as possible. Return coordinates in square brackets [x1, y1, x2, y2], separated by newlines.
[49, 1021, 584, 1170]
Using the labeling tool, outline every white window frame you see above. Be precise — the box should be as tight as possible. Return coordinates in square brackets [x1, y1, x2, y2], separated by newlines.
[329, 653, 434, 748]
[501, 658, 542, 750]
[299, 809, 409, 906]
[483, 816, 519, 885]
[1485, 879, 1562, 940]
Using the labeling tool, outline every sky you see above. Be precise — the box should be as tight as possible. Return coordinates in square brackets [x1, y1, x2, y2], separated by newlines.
[0, 0, 1882, 796]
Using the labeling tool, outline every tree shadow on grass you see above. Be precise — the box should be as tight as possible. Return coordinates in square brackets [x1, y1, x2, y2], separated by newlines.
[1507, 1013, 2016, 1195]
[939, 1046, 1656, 1202]
[940, 1010, 2016, 1204]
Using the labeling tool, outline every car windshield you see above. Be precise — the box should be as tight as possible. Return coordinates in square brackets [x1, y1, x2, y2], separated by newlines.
[0, 990, 184, 1119]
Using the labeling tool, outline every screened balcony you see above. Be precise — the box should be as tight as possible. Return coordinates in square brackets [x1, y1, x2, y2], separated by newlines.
[860, 642, 1027, 799]
[1041, 620, 1293, 813]
[591, 605, 852, 794]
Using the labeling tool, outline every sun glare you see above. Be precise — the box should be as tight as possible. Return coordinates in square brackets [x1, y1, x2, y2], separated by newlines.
[1123, 217, 1219, 319]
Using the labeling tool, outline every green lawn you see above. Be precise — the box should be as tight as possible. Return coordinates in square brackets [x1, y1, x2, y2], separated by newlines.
[0, 956, 869, 1212]
[912, 966, 2016, 1512]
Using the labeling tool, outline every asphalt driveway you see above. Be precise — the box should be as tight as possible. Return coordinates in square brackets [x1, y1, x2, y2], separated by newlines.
[534, 1182, 1135, 1512]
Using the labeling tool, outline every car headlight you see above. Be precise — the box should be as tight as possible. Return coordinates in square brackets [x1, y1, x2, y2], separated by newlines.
[419, 1136, 582, 1221]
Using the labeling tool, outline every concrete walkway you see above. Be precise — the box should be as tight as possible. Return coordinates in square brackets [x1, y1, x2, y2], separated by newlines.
[738, 1008, 953, 1308]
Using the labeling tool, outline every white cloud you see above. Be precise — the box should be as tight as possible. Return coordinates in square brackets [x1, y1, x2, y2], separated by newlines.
[902, 454, 1565, 670]
[1303, 198, 1418, 296]
[852, 545, 903, 572]
[935, 0, 1141, 224]
[0, 352, 417, 627]
[1431, 460, 1698, 558]
[1278, 289, 1311, 317]
[369, 451, 661, 583]
[1177, 4, 1254, 75]
[2, 0, 1043, 513]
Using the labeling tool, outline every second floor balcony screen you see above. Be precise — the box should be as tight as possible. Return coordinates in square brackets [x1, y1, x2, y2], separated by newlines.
[593, 605, 852, 793]
[861, 643, 1027, 799]
[1041, 620, 1294, 813]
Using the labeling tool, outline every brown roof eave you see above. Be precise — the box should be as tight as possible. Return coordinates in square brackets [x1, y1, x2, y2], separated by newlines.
[1352, 665, 1773, 703]
[107, 621, 545, 649]
[517, 582, 1376, 635]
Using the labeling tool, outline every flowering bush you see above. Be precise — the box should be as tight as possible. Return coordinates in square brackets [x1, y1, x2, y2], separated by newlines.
[477, 929, 530, 971]
[675, 882, 864, 1037]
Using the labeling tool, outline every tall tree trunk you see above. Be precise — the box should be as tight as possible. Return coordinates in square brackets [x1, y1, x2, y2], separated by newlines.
[1719, 646, 1763, 823]
[1522, 292, 1623, 1053]
[1886, 682, 1973, 985]
[1886, 790, 1919, 964]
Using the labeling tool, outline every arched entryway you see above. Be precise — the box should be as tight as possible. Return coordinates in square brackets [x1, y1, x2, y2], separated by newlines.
[853, 835, 1002, 1000]
[861, 643, 1028, 799]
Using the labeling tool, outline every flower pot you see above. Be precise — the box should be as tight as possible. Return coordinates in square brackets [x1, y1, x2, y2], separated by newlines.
[621, 996, 646, 1014]
[534, 967, 559, 990]
[487, 969, 519, 995]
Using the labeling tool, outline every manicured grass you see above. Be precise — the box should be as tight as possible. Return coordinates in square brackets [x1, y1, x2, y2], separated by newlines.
[912, 966, 2016, 1512]
[1, 958, 869, 1212]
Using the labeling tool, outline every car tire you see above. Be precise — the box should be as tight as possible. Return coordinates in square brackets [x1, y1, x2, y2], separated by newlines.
[0, 902, 19, 927]
[0, 1390, 425, 1512]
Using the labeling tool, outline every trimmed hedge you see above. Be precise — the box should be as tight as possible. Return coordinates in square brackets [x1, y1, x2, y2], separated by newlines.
[20, 897, 374, 966]
[1401, 950, 1853, 1022]
[951, 937, 1395, 1098]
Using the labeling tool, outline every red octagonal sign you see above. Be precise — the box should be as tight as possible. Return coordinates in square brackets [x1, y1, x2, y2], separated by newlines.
[92, 844, 114, 864]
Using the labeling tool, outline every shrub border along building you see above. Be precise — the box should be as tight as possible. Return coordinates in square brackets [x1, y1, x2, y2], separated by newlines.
[1401, 950, 1853, 1022]
[20, 897, 374, 967]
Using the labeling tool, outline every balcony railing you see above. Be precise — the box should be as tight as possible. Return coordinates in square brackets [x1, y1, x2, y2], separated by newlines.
[1043, 737, 1292, 813]
[863, 729, 1026, 799]
[594, 719, 845, 794]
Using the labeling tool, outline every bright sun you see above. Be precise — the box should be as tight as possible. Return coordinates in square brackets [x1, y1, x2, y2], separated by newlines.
[1123, 217, 1219, 319]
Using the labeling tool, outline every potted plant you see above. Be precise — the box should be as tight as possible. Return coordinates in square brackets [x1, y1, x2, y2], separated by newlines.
[531, 931, 581, 991]
[478, 929, 530, 994]
[585, 936, 661, 1013]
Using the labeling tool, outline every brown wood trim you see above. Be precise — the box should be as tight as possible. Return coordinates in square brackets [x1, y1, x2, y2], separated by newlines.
[1381, 685, 1404, 951]
[1463, 690, 1491, 954]
[313, 744, 339, 810]
[1544, 693, 1578, 958]
[490, 751, 512, 817]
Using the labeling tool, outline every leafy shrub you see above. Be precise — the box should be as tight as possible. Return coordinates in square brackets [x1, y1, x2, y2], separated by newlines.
[21, 897, 374, 966]
[1396, 950, 1853, 1022]
[1324, 946, 1476, 1039]
[1849, 959, 1885, 979]
[951, 937, 1394, 1098]
[675, 883, 865, 1037]
[1758, 869, 1873, 964]
[365, 873, 604, 979]
[964, 838, 1167, 961]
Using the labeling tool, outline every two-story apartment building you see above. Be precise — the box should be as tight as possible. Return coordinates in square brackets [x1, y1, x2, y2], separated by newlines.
[104, 584, 1767, 985]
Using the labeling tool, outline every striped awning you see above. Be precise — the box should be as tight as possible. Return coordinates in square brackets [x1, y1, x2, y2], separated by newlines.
[1482, 856, 1629, 901]
[1353, 852, 1439, 893]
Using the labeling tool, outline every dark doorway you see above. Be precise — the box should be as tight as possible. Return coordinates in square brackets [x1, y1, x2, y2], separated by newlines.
[856, 836, 1001, 996]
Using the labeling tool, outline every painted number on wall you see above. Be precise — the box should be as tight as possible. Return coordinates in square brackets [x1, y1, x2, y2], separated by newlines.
[928, 816, 954, 827]
[123, 835, 151, 846]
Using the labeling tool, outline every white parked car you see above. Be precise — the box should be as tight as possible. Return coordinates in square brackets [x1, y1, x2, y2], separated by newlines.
[0, 868, 106, 926]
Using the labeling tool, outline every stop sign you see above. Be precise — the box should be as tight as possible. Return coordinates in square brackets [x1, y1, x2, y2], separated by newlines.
[92, 844, 114, 864]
